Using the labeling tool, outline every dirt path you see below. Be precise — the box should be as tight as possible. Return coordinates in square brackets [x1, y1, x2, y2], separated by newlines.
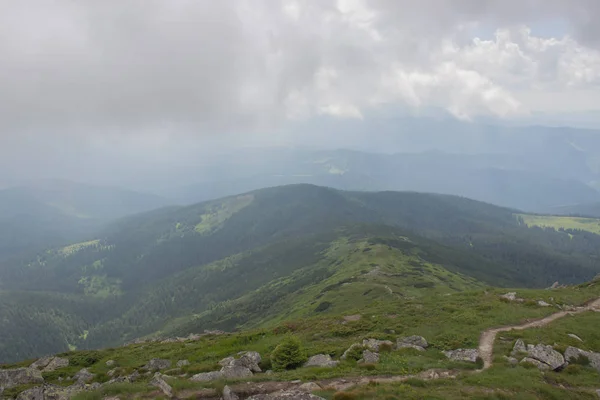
[478, 297, 600, 369]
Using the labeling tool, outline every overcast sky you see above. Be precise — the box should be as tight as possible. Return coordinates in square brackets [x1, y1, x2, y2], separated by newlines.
[2, 0, 600, 186]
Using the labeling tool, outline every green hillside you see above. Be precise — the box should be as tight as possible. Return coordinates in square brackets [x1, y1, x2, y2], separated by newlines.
[2, 184, 600, 363]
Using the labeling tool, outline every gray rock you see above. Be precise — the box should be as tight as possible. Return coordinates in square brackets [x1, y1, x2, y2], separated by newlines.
[246, 390, 326, 399]
[145, 358, 172, 371]
[190, 371, 224, 382]
[0, 368, 44, 389]
[511, 339, 527, 355]
[16, 384, 81, 400]
[223, 385, 239, 400]
[362, 338, 393, 352]
[528, 344, 565, 370]
[359, 350, 380, 364]
[107, 368, 118, 377]
[397, 335, 428, 349]
[219, 356, 236, 367]
[221, 365, 253, 379]
[564, 346, 600, 372]
[73, 368, 94, 383]
[568, 334, 583, 342]
[340, 343, 363, 360]
[303, 354, 339, 368]
[299, 382, 321, 392]
[150, 373, 173, 398]
[105, 360, 116, 367]
[128, 370, 141, 382]
[537, 300, 551, 307]
[29, 357, 53, 370]
[42, 357, 69, 372]
[527, 344, 535, 352]
[443, 349, 479, 363]
[176, 360, 190, 368]
[504, 356, 519, 366]
[520, 357, 551, 371]
[500, 292, 517, 301]
[238, 351, 262, 372]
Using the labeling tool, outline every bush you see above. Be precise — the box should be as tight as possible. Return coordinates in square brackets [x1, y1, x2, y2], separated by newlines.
[270, 336, 307, 371]
[343, 345, 364, 362]
[69, 350, 102, 367]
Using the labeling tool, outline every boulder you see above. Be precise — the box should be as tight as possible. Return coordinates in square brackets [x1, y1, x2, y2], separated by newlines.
[128, 370, 141, 382]
[303, 354, 339, 368]
[564, 346, 600, 372]
[520, 357, 550, 371]
[223, 385, 240, 400]
[340, 343, 362, 360]
[528, 344, 565, 370]
[0, 368, 44, 389]
[190, 371, 224, 382]
[219, 356, 236, 367]
[359, 350, 380, 364]
[299, 382, 322, 392]
[246, 391, 326, 400]
[567, 334, 583, 342]
[500, 292, 518, 301]
[511, 339, 527, 355]
[145, 358, 172, 371]
[105, 360, 116, 367]
[238, 351, 262, 372]
[42, 357, 69, 372]
[221, 365, 253, 379]
[29, 357, 53, 370]
[443, 349, 479, 363]
[176, 360, 190, 368]
[362, 338, 393, 352]
[150, 373, 173, 398]
[537, 300, 551, 307]
[397, 335, 428, 351]
[73, 368, 94, 383]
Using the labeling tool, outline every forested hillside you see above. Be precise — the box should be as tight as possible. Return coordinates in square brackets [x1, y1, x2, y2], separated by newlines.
[2, 184, 600, 362]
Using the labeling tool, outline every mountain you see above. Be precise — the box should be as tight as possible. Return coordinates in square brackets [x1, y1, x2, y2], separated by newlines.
[2, 184, 600, 362]
[174, 148, 600, 212]
[0, 180, 170, 260]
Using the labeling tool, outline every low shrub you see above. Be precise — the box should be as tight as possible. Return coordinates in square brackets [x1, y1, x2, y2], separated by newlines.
[270, 336, 307, 371]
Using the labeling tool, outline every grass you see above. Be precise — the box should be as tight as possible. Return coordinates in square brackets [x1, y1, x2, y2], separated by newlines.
[519, 214, 600, 236]
[194, 194, 254, 234]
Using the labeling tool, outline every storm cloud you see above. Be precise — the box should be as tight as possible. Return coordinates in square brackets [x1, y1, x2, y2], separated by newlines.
[1, 0, 600, 184]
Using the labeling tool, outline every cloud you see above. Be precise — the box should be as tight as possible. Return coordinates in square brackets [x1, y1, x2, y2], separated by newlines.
[0, 0, 599, 177]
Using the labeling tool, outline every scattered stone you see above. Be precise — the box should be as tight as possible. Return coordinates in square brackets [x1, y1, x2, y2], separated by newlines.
[500, 292, 518, 301]
[42, 357, 69, 372]
[105, 360, 116, 367]
[568, 334, 583, 342]
[223, 385, 240, 400]
[443, 349, 479, 363]
[145, 358, 172, 371]
[0, 368, 44, 389]
[74, 368, 94, 383]
[176, 360, 190, 368]
[520, 357, 551, 371]
[299, 382, 322, 392]
[511, 339, 527, 356]
[397, 335, 428, 350]
[16, 383, 82, 400]
[29, 357, 53, 370]
[246, 390, 326, 400]
[303, 354, 339, 368]
[362, 338, 393, 352]
[150, 372, 173, 398]
[204, 329, 226, 335]
[221, 365, 253, 379]
[342, 314, 361, 323]
[359, 350, 380, 364]
[190, 371, 224, 382]
[537, 300, 551, 307]
[528, 344, 565, 370]
[340, 343, 363, 360]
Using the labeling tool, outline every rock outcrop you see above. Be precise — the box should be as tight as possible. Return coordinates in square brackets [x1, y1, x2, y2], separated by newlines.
[238, 351, 262, 372]
[520, 357, 550, 371]
[42, 357, 69, 372]
[564, 346, 600, 372]
[528, 344, 565, 370]
[359, 350, 380, 364]
[397, 336, 428, 351]
[362, 338, 393, 352]
[221, 365, 253, 379]
[145, 358, 172, 371]
[190, 371, 224, 382]
[511, 339, 527, 356]
[0, 368, 44, 389]
[73, 368, 94, 384]
[223, 385, 240, 400]
[443, 349, 479, 363]
[303, 354, 339, 368]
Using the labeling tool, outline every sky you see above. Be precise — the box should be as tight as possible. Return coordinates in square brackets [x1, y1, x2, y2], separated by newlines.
[2, 0, 600, 186]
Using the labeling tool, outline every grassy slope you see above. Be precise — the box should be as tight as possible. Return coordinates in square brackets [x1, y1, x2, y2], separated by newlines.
[520, 213, 600, 235]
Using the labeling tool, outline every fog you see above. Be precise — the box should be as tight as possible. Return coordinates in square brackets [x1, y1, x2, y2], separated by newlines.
[2, 0, 600, 192]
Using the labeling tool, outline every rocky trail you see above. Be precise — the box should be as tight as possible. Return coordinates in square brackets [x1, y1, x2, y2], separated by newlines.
[478, 297, 600, 369]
